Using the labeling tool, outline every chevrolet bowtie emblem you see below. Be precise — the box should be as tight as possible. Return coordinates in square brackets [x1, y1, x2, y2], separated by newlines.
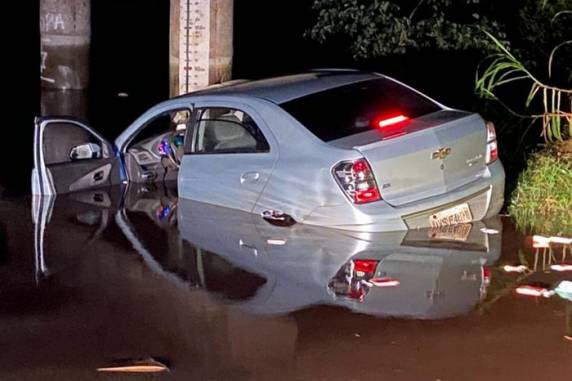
[432, 147, 451, 160]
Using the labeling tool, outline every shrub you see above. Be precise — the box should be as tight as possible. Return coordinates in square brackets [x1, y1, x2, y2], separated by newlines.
[509, 143, 572, 235]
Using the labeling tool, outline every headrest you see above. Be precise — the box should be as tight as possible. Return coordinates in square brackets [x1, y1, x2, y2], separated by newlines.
[212, 115, 246, 141]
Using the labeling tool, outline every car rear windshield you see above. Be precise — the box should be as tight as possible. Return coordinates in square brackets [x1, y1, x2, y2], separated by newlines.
[279, 78, 442, 142]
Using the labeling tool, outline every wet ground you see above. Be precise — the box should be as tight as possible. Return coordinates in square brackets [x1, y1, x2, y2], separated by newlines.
[1, 183, 571, 380]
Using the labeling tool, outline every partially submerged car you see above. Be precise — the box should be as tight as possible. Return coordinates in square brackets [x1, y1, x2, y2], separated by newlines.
[33, 69, 505, 231]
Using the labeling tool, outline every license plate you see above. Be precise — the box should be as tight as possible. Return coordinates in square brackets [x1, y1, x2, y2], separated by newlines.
[428, 223, 472, 241]
[429, 203, 472, 228]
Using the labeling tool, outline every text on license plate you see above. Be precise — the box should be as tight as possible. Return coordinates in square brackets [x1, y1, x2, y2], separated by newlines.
[428, 223, 472, 241]
[429, 203, 472, 227]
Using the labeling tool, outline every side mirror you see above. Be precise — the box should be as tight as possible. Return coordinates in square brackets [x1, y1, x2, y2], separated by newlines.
[70, 143, 102, 160]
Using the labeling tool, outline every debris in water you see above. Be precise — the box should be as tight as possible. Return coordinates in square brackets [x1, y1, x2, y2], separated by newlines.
[532, 235, 572, 246]
[515, 285, 554, 298]
[503, 265, 529, 273]
[97, 358, 169, 373]
[548, 237, 572, 245]
[550, 264, 572, 272]
[554, 281, 572, 302]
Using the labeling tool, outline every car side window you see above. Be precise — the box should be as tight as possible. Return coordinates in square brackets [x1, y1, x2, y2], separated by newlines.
[129, 108, 192, 148]
[43, 122, 108, 165]
[190, 108, 270, 154]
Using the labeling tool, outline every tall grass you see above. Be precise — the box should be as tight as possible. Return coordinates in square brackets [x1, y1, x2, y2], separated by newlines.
[509, 148, 572, 235]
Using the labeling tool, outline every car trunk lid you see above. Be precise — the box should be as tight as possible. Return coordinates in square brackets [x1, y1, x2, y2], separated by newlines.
[331, 111, 487, 206]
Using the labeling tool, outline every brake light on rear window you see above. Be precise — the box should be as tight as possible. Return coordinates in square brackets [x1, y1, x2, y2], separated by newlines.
[377, 114, 409, 128]
[333, 158, 381, 204]
[485, 121, 498, 164]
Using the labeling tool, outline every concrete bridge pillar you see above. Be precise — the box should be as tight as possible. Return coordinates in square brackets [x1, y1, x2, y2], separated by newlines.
[170, 0, 234, 97]
[40, 0, 90, 90]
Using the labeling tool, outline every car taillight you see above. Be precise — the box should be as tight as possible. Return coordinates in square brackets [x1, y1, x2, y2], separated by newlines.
[333, 158, 381, 204]
[485, 121, 498, 164]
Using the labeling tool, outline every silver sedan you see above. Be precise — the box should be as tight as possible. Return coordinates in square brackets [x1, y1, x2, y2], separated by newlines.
[33, 69, 505, 231]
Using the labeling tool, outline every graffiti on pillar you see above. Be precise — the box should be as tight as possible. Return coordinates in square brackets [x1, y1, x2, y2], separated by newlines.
[40, 49, 55, 84]
[178, 0, 211, 95]
[39, 13, 66, 84]
[40, 51, 48, 72]
[40, 13, 66, 33]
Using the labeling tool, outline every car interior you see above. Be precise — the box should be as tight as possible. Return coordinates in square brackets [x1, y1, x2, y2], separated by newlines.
[39, 107, 267, 193]
[124, 109, 191, 183]
[124, 107, 266, 184]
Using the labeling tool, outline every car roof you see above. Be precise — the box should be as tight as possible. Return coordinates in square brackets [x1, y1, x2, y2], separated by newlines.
[177, 70, 382, 104]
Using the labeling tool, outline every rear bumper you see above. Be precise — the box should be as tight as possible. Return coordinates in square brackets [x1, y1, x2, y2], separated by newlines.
[304, 160, 505, 232]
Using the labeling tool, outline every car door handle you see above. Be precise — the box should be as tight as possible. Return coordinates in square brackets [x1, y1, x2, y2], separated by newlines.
[239, 239, 258, 256]
[240, 171, 260, 184]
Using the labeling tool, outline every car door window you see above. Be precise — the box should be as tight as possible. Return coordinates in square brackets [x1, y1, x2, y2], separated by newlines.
[43, 122, 110, 165]
[190, 108, 269, 154]
[129, 109, 191, 148]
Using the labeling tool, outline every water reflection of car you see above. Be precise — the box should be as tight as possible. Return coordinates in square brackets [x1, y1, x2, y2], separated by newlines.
[34, 184, 502, 319]
[32, 70, 504, 232]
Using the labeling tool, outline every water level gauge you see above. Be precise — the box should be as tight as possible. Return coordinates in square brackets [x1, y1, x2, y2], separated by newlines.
[178, 0, 210, 95]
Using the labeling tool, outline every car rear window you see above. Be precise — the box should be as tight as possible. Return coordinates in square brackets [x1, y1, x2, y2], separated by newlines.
[279, 78, 441, 142]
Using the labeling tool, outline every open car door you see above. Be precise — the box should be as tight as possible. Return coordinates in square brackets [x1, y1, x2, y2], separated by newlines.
[32, 117, 124, 195]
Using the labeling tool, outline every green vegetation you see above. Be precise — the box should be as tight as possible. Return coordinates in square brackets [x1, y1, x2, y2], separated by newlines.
[475, 32, 571, 142]
[308, 0, 570, 62]
[474, 2, 571, 235]
[308, 0, 505, 59]
[508, 143, 572, 236]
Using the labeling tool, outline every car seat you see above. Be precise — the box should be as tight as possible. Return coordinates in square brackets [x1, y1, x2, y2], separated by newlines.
[212, 114, 257, 151]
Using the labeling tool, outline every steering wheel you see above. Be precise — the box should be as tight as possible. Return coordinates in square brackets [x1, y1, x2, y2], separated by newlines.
[158, 133, 182, 169]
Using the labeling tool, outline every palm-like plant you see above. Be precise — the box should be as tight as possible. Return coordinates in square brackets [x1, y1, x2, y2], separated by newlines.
[476, 30, 571, 142]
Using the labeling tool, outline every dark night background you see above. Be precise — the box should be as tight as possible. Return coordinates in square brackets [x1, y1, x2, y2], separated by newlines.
[1, 0, 544, 195]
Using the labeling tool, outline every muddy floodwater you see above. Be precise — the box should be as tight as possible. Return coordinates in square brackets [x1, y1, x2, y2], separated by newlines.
[1, 183, 571, 380]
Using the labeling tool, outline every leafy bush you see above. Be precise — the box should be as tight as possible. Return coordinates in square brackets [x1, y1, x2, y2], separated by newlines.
[307, 0, 505, 59]
[509, 144, 572, 235]
[307, 0, 570, 61]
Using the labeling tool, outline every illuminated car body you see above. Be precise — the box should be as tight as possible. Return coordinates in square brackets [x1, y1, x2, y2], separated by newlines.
[33, 70, 505, 232]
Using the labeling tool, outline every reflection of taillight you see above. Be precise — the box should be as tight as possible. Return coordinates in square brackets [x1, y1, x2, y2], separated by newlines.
[353, 259, 379, 277]
[482, 267, 492, 285]
[480, 266, 492, 299]
[333, 158, 381, 204]
[348, 288, 367, 301]
[370, 277, 400, 287]
[485, 121, 498, 164]
[328, 258, 402, 302]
